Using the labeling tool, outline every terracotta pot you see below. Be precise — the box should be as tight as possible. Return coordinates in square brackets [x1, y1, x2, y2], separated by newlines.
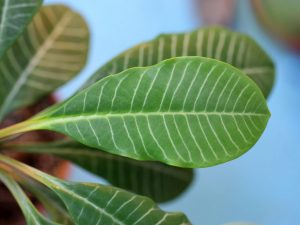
[0, 95, 70, 225]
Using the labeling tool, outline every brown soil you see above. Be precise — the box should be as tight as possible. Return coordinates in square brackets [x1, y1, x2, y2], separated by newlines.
[0, 95, 70, 225]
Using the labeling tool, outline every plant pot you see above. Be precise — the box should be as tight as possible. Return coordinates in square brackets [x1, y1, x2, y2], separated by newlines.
[0, 95, 70, 225]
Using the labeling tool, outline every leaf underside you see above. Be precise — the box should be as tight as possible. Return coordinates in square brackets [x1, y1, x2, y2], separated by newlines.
[84, 27, 275, 98]
[53, 181, 190, 225]
[12, 140, 193, 202]
[0, 0, 42, 57]
[0, 155, 191, 225]
[31, 57, 270, 168]
[0, 4, 89, 121]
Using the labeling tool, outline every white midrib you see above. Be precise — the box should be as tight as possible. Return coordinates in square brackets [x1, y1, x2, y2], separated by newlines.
[32, 111, 269, 129]
[0, 0, 9, 42]
[0, 11, 73, 118]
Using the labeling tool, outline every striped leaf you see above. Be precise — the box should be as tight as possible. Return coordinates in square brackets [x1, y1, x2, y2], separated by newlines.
[9, 140, 193, 203]
[0, 0, 42, 57]
[1, 57, 271, 168]
[0, 4, 89, 121]
[49, 180, 190, 225]
[84, 27, 275, 98]
[0, 170, 59, 225]
[0, 155, 191, 225]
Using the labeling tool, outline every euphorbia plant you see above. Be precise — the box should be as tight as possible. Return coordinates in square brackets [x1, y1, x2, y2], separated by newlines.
[0, 1, 275, 224]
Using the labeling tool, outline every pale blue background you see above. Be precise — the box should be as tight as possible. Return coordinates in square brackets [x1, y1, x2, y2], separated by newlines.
[44, 1, 300, 225]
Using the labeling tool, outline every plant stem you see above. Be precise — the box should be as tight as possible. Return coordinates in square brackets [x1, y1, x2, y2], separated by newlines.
[0, 153, 54, 187]
[0, 120, 37, 140]
[0, 170, 35, 217]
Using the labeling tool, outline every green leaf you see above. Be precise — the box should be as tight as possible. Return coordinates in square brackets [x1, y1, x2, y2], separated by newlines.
[49, 181, 190, 225]
[23, 180, 74, 224]
[1, 57, 271, 168]
[253, 0, 300, 50]
[84, 26, 275, 97]
[8, 140, 194, 203]
[0, 154, 191, 225]
[0, 170, 59, 225]
[0, 0, 42, 57]
[0, 4, 89, 121]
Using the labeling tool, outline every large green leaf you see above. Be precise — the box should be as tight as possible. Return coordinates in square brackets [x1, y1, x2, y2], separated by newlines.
[0, 170, 59, 225]
[0, 154, 191, 225]
[0, 4, 89, 121]
[0, 57, 271, 168]
[8, 140, 193, 203]
[0, 0, 42, 57]
[84, 27, 275, 97]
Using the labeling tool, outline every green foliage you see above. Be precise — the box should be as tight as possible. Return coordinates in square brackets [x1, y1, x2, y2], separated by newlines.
[9, 140, 193, 202]
[0, 170, 59, 225]
[84, 27, 275, 98]
[0, 155, 191, 225]
[0, 0, 42, 57]
[0, 2, 275, 224]
[0, 4, 89, 121]
[253, 0, 300, 51]
[21, 180, 74, 224]
[19, 57, 270, 168]
[52, 181, 190, 225]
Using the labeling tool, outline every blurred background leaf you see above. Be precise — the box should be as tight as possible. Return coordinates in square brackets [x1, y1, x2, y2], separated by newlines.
[84, 27, 274, 98]
[0, 0, 42, 57]
[252, 0, 300, 51]
[6, 140, 194, 203]
[0, 4, 89, 121]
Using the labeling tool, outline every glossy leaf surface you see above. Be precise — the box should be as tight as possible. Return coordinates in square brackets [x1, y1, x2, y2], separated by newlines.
[23, 57, 271, 168]
[0, 0, 42, 57]
[0, 4, 89, 120]
[84, 27, 275, 97]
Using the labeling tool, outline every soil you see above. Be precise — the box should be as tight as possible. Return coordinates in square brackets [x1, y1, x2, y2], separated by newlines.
[0, 95, 70, 225]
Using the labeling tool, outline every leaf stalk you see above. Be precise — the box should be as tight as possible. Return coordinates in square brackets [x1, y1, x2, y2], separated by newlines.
[0, 120, 37, 140]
